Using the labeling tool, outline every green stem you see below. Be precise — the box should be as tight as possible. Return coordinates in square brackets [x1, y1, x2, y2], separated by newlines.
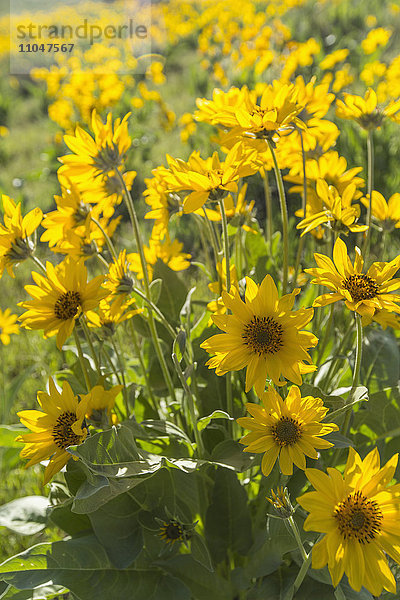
[30, 254, 47, 274]
[218, 197, 234, 434]
[128, 318, 157, 411]
[91, 216, 119, 262]
[110, 334, 129, 418]
[292, 132, 307, 290]
[80, 317, 101, 375]
[292, 552, 312, 595]
[73, 328, 91, 391]
[172, 352, 205, 457]
[288, 516, 308, 562]
[317, 304, 334, 361]
[262, 170, 273, 245]
[116, 169, 176, 402]
[202, 208, 221, 285]
[362, 130, 374, 259]
[132, 286, 177, 340]
[267, 140, 289, 294]
[331, 313, 363, 465]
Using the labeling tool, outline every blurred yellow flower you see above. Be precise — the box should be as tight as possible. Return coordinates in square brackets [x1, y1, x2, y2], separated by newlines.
[360, 191, 400, 230]
[336, 88, 400, 129]
[0, 308, 19, 345]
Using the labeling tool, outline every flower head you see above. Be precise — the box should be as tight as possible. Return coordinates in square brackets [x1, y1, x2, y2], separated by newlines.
[0, 195, 42, 278]
[58, 110, 131, 182]
[81, 383, 123, 417]
[17, 378, 89, 484]
[19, 257, 106, 349]
[237, 386, 337, 477]
[297, 448, 400, 596]
[360, 190, 400, 231]
[201, 275, 317, 395]
[305, 237, 400, 318]
[336, 88, 400, 130]
[0, 308, 19, 345]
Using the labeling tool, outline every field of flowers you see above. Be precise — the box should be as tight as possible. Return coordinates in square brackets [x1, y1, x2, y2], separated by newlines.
[1, 0, 400, 598]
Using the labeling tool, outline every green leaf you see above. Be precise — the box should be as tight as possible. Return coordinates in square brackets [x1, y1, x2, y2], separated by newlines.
[89, 492, 143, 569]
[0, 536, 191, 600]
[149, 278, 162, 304]
[205, 468, 253, 563]
[353, 387, 400, 440]
[0, 426, 27, 449]
[155, 555, 231, 600]
[152, 260, 189, 325]
[48, 498, 92, 537]
[197, 410, 233, 431]
[0, 496, 48, 535]
[362, 328, 400, 393]
[0, 584, 69, 599]
[211, 440, 255, 471]
[190, 534, 213, 572]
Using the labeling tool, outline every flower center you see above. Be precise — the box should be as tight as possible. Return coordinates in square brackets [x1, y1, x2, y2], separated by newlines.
[54, 291, 82, 320]
[52, 411, 84, 450]
[333, 490, 383, 543]
[271, 416, 302, 446]
[242, 315, 283, 355]
[159, 519, 184, 545]
[342, 274, 379, 302]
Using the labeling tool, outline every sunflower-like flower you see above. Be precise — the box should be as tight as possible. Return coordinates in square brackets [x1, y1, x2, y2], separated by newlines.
[237, 386, 337, 476]
[336, 88, 400, 130]
[0, 195, 43, 278]
[0, 308, 19, 345]
[297, 180, 368, 237]
[81, 383, 123, 418]
[19, 257, 107, 349]
[360, 190, 400, 231]
[17, 378, 89, 484]
[128, 230, 191, 282]
[305, 237, 400, 318]
[207, 259, 240, 320]
[164, 143, 258, 213]
[201, 275, 318, 395]
[103, 249, 135, 313]
[86, 298, 142, 337]
[297, 447, 400, 596]
[58, 110, 131, 182]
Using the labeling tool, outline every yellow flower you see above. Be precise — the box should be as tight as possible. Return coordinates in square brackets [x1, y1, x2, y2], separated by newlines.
[0, 195, 43, 278]
[297, 180, 368, 237]
[224, 183, 258, 234]
[305, 237, 400, 318]
[128, 232, 191, 281]
[17, 378, 89, 485]
[58, 110, 131, 182]
[0, 308, 19, 345]
[86, 298, 142, 336]
[297, 447, 400, 596]
[81, 383, 123, 417]
[19, 257, 106, 349]
[165, 143, 258, 213]
[207, 259, 240, 320]
[103, 249, 135, 313]
[336, 88, 400, 130]
[360, 190, 400, 230]
[319, 49, 349, 70]
[361, 27, 392, 55]
[237, 385, 338, 476]
[201, 275, 317, 396]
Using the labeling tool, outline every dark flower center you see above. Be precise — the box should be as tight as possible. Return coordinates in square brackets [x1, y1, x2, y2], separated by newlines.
[52, 411, 84, 450]
[333, 490, 383, 543]
[242, 315, 284, 355]
[271, 417, 302, 446]
[159, 519, 185, 545]
[342, 274, 379, 302]
[54, 291, 82, 320]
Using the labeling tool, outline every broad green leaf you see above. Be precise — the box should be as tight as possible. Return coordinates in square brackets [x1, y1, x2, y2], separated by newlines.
[362, 328, 400, 393]
[0, 496, 48, 535]
[155, 555, 231, 600]
[197, 410, 233, 431]
[152, 260, 189, 324]
[0, 426, 27, 449]
[205, 468, 253, 563]
[211, 439, 255, 471]
[353, 387, 400, 440]
[149, 278, 162, 304]
[48, 499, 92, 537]
[89, 492, 143, 569]
[0, 583, 68, 599]
[190, 534, 213, 572]
[0, 536, 191, 600]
